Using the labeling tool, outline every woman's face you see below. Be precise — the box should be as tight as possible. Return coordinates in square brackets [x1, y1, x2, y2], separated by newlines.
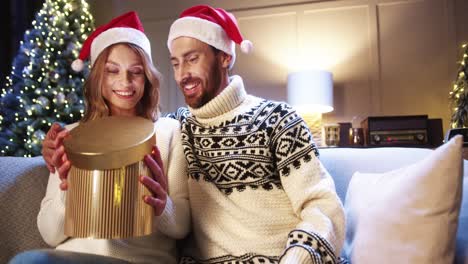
[101, 44, 146, 117]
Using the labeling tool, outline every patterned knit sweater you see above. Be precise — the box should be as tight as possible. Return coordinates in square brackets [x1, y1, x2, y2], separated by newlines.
[37, 117, 190, 264]
[170, 75, 345, 264]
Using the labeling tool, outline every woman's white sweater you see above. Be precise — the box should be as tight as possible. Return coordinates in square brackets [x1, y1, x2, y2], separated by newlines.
[37, 117, 190, 264]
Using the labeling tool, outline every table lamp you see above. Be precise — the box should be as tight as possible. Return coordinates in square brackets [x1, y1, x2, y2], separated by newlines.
[287, 70, 334, 146]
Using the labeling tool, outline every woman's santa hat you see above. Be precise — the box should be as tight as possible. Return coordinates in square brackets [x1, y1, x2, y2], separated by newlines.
[72, 11, 152, 72]
[167, 5, 253, 69]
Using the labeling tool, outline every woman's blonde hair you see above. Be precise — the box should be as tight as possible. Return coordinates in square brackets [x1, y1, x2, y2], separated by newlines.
[81, 43, 161, 122]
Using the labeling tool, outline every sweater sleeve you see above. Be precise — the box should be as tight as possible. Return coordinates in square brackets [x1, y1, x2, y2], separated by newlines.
[272, 104, 345, 264]
[164, 107, 191, 124]
[153, 119, 191, 239]
[37, 123, 78, 247]
[37, 170, 68, 247]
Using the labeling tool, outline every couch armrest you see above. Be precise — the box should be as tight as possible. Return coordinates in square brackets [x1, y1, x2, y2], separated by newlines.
[0, 156, 51, 263]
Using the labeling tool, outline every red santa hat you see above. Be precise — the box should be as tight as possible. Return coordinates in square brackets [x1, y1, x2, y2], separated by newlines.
[167, 5, 253, 69]
[72, 11, 152, 72]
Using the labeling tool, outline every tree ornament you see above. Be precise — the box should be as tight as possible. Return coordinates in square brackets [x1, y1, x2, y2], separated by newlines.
[32, 130, 46, 142]
[55, 92, 66, 105]
[22, 66, 30, 76]
[50, 71, 60, 83]
[24, 105, 34, 116]
[66, 92, 79, 105]
[37, 96, 50, 107]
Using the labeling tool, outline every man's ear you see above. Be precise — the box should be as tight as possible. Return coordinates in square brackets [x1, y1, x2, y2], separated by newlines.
[219, 52, 232, 69]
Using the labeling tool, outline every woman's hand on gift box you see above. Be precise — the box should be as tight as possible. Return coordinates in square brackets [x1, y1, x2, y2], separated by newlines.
[42, 123, 71, 190]
[140, 146, 168, 216]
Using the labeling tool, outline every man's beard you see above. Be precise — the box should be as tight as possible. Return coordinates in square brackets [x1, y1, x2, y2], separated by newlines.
[192, 59, 222, 108]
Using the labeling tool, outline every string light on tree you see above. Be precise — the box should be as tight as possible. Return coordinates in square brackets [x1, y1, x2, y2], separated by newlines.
[449, 43, 468, 128]
[0, 0, 94, 157]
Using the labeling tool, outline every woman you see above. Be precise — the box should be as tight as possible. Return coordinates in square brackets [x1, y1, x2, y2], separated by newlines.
[10, 11, 189, 264]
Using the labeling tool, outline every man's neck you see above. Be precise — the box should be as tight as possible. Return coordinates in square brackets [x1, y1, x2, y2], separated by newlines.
[215, 73, 230, 97]
[188, 75, 246, 120]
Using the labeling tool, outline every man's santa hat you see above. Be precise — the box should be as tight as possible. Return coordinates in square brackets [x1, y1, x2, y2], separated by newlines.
[167, 5, 253, 68]
[72, 11, 152, 72]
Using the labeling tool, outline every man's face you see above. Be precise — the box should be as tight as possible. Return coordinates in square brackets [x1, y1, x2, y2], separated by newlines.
[170, 37, 226, 108]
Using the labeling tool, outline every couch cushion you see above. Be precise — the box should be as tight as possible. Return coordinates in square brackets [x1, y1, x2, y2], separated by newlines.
[455, 170, 468, 263]
[0, 156, 51, 263]
[343, 136, 463, 263]
[319, 146, 432, 203]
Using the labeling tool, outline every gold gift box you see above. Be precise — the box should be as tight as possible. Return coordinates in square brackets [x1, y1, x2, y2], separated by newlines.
[63, 116, 155, 239]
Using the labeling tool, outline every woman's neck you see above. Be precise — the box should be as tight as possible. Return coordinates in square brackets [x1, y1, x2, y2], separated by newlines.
[110, 108, 137, 117]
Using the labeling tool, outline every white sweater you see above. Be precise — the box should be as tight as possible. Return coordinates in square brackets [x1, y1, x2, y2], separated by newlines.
[37, 117, 190, 264]
[172, 76, 345, 264]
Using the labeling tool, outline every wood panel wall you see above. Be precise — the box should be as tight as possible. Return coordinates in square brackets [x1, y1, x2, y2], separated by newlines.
[89, 0, 468, 133]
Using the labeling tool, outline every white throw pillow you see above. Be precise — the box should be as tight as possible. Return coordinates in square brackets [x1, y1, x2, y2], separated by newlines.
[344, 135, 463, 264]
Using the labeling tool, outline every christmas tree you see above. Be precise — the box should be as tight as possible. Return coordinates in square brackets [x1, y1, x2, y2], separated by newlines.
[449, 43, 468, 128]
[0, 0, 94, 157]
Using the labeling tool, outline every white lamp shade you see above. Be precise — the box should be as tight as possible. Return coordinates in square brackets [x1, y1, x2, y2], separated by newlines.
[287, 70, 334, 113]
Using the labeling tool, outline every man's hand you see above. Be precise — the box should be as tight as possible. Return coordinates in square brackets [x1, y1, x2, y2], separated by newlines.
[41, 123, 71, 190]
[140, 146, 168, 216]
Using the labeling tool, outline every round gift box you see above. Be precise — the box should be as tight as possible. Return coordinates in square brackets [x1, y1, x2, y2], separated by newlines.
[63, 116, 155, 239]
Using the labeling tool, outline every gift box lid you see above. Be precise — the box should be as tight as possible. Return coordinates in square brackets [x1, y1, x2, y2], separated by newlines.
[64, 116, 155, 170]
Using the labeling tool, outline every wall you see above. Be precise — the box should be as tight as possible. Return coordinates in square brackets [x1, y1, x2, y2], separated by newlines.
[88, 0, 468, 133]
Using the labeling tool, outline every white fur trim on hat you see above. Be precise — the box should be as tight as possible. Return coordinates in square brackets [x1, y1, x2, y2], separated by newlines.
[167, 16, 236, 68]
[90, 27, 152, 65]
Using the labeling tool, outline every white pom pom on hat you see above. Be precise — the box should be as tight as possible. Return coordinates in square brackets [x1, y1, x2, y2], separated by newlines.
[240, 39, 253, 54]
[71, 59, 84, 72]
[72, 11, 152, 72]
[167, 5, 253, 68]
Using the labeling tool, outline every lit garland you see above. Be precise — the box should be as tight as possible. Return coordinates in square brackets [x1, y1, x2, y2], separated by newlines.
[0, 0, 95, 157]
[449, 43, 468, 128]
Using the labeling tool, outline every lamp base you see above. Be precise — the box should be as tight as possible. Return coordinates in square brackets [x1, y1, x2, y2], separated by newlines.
[300, 113, 323, 146]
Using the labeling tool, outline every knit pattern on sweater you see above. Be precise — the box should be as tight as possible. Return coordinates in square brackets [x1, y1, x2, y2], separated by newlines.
[169, 100, 320, 195]
[167, 78, 345, 263]
[284, 230, 343, 263]
[179, 229, 348, 264]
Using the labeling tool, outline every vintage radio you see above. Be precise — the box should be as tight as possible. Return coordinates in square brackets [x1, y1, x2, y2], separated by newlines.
[63, 116, 155, 239]
[446, 128, 468, 147]
[361, 115, 429, 147]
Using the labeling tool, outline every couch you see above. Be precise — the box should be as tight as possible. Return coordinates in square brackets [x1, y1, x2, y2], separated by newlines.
[0, 144, 467, 263]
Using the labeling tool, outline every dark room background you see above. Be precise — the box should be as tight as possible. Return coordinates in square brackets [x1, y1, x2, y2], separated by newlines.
[1, 0, 42, 85]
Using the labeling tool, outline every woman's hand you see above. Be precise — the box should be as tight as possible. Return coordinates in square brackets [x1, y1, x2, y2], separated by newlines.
[41, 123, 71, 190]
[140, 146, 168, 216]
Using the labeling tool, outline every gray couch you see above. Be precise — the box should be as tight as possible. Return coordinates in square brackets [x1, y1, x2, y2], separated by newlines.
[1, 147, 467, 263]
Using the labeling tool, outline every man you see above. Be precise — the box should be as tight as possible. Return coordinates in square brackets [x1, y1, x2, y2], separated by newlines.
[43, 5, 346, 263]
